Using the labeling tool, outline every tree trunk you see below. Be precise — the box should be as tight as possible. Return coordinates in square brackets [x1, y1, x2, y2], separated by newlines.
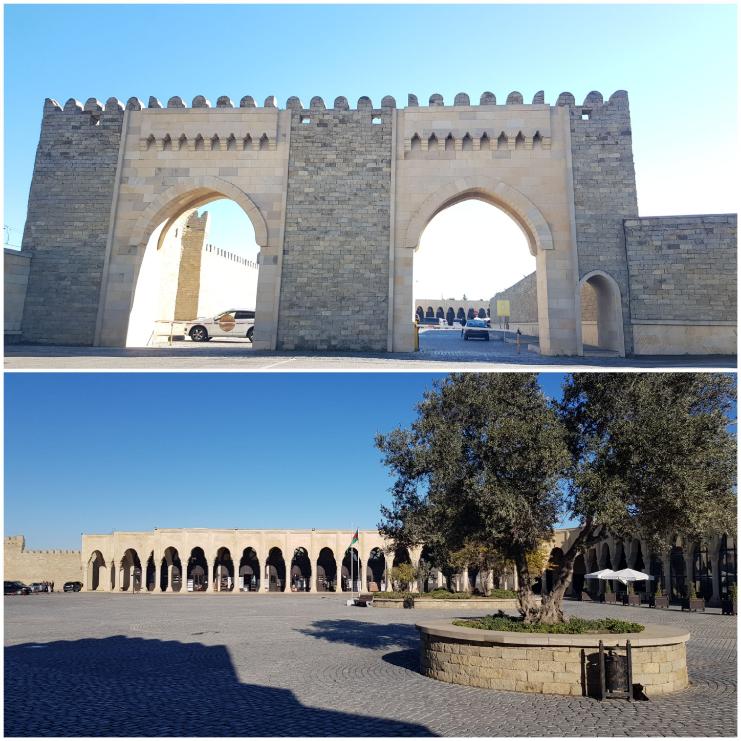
[514, 554, 540, 623]
[535, 521, 600, 624]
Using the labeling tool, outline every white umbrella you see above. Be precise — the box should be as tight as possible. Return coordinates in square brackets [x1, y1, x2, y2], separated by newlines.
[612, 568, 654, 584]
[584, 569, 618, 580]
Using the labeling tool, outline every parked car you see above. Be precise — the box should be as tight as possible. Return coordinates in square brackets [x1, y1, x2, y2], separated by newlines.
[63, 581, 83, 592]
[29, 582, 49, 593]
[4, 581, 31, 595]
[462, 318, 490, 341]
[184, 310, 255, 343]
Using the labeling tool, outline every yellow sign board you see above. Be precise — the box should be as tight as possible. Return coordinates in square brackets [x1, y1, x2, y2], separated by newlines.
[496, 300, 511, 317]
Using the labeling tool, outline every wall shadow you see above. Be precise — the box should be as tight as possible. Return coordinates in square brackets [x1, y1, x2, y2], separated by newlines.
[5, 636, 434, 737]
[295, 619, 417, 650]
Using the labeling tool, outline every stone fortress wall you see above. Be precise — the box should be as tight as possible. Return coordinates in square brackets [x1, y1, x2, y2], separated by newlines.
[491, 273, 539, 335]
[625, 215, 737, 354]
[11, 89, 737, 355]
[4, 535, 82, 586]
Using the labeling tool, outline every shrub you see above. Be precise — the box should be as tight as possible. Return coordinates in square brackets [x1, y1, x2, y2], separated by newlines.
[453, 611, 645, 634]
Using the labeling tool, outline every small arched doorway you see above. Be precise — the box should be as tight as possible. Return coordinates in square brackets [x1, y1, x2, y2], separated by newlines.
[213, 547, 235, 592]
[316, 548, 337, 592]
[239, 548, 260, 592]
[266, 547, 286, 592]
[187, 547, 209, 592]
[161, 547, 182, 592]
[579, 271, 625, 356]
[290, 548, 312, 592]
[341, 548, 360, 592]
[366, 548, 386, 592]
[120, 549, 142, 592]
[87, 551, 107, 591]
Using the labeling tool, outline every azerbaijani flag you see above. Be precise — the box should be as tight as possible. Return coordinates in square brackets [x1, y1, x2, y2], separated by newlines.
[347, 529, 359, 551]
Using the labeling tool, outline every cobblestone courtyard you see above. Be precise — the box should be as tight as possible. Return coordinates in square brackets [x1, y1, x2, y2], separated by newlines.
[4, 594, 736, 736]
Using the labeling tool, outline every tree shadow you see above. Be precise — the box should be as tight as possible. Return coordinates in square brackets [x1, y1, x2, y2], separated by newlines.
[4, 636, 435, 737]
[294, 619, 417, 650]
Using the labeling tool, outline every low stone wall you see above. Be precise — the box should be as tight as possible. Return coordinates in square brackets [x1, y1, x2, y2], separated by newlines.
[417, 620, 689, 698]
[374, 598, 518, 609]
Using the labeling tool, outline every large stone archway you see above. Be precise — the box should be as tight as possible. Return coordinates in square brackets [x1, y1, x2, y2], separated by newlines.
[96, 176, 275, 349]
[394, 178, 576, 355]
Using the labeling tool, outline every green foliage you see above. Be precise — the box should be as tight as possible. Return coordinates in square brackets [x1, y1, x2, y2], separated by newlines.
[454, 612, 645, 634]
[654, 581, 663, 597]
[388, 563, 417, 590]
[376, 373, 570, 573]
[605, 579, 613, 593]
[561, 373, 737, 551]
[730, 584, 737, 603]
[687, 581, 697, 599]
[427, 589, 517, 599]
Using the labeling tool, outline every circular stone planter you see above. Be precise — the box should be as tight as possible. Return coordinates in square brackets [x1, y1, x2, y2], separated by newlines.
[416, 619, 689, 697]
[373, 598, 518, 609]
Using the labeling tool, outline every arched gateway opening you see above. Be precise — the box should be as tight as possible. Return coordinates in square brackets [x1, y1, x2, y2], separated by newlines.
[266, 547, 286, 592]
[97, 177, 271, 349]
[413, 199, 535, 353]
[126, 197, 262, 347]
[396, 178, 621, 357]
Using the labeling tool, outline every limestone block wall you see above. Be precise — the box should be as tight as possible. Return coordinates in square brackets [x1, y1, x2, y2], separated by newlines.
[4, 535, 82, 585]
[625, 215, 737, 354]
[569, 91, 638, 354]
[278, 106, 392, 351]
[21, 99, 124, 345]
[4, 249, 31, 336]
[490, 272, 538, 334]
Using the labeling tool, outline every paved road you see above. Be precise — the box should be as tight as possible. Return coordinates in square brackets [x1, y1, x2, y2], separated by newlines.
[4, 594, 736, 736]
[5, 333, 735, 370]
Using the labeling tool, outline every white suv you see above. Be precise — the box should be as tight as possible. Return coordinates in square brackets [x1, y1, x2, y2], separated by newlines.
[184, 310, 255, 342]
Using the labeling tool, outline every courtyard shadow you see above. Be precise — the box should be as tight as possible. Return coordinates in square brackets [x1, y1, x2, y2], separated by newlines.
[4, 636, 435, 737]
[295, 619, 417, 650]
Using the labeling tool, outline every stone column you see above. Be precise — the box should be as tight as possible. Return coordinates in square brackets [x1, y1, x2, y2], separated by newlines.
[513, 566, 519, 592]
[710, 546, 722, 606]
[661, 551, 672, 597]
[166, 562, 174, 592]
[153, 559, 160, 593]
[357, 560, 364, 592]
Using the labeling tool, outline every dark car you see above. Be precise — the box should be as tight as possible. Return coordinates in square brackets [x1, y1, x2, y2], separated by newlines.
[462, 318, 490, 341]
[4, 581, 31, 595]
[63, 581, 83, 592]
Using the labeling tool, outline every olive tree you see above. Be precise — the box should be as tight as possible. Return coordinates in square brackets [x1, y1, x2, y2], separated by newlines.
[377, 372, 737, 625]
[376, 373, 570, 623]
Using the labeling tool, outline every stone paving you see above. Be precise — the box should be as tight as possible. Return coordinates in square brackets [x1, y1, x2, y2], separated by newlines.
[4, 594, 736, 736]
[4, 333, 735, 371]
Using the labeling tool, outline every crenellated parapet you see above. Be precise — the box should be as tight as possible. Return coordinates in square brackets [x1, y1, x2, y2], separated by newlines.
[42, 89, 623, 118]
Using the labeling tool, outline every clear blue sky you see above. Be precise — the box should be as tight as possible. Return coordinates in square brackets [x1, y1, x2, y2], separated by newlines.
[3, 4, 737, 247]
[5, 372, 567, 549]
